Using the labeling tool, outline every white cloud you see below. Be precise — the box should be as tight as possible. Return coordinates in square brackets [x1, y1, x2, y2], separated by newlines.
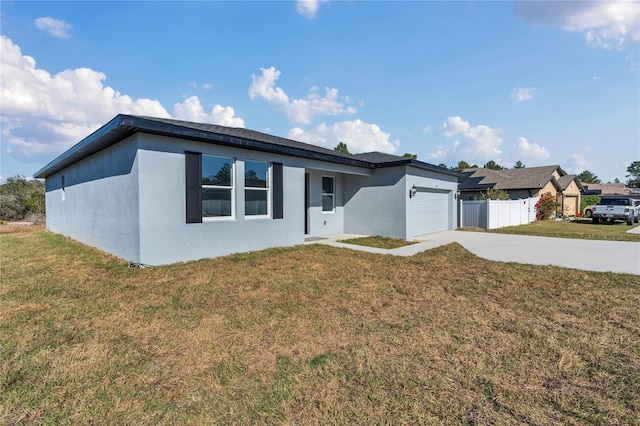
[248, 66, 289, 104]
[426, 116, 504, 164]
[173, 96, 244, 127]
[511, 87, 536, 102]
[35, 17, 72, 39]
[563, 153, 591, 174]
[0, 35, 245, 164]
[422, 125, 432, 133]
[288, 119, 398, 154]
[248, 66, 357, 125]
[296, 0, 326, 19]
[514, 1, 640, 50]
[515, 136, 550, 160]
[437, 116, 503, 158]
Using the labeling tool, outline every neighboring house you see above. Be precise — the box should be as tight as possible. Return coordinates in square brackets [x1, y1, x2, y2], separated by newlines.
[458, 165, 583, 216]
[34, 115, 461, 266]
[581, 182, 639, 197]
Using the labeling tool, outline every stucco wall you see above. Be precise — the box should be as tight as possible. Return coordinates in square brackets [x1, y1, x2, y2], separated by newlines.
[305, 169, 345, 236]
[44, 136, 141, 262]
[135, 134, 306, 265]
[343, 167, 408, 239]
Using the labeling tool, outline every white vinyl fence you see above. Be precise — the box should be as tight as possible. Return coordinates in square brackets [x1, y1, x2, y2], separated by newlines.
[459, 197, 539, 229]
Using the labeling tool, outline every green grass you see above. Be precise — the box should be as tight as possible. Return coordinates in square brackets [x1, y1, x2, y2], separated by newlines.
[339, 235, 416, 249]
[464, 219, 640, 242]
[2, 226, 640, 424]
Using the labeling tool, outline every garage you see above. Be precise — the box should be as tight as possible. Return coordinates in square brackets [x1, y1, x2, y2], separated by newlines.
[409, 187, 452, 236]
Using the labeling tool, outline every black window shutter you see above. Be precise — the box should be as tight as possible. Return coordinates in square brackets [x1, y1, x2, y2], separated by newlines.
[185, 151, 202, 223]
[273, 162, 284, 219]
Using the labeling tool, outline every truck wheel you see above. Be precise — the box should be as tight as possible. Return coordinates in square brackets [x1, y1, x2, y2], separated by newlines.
[592, 217, 599, 224]
[627, 216, 634, 225]
[585, 209, 592, 218]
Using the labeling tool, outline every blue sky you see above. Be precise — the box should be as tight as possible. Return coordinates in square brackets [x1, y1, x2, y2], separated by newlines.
[1, 0, 639, 183]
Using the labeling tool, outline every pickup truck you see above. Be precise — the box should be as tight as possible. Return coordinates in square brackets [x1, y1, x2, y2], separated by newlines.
[592, 197, 639, 225]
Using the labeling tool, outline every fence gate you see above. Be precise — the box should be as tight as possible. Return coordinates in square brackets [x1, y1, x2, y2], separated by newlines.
[460, 197, 539, 229]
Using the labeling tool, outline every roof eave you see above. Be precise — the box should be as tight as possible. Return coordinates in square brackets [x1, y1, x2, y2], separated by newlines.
[34, 115, 373, 178]
[34, 115, 129, 178]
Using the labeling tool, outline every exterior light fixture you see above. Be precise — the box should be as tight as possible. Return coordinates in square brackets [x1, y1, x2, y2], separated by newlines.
[409, 185, 417, 199]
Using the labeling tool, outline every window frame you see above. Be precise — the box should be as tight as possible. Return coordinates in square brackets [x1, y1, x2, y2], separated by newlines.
[201, 154, 235, 221]
[244, 160, 271, 218]
[322, 175, 335, 213]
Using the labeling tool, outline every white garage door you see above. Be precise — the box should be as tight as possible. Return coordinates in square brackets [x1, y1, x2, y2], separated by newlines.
[412, 189, 450, 234]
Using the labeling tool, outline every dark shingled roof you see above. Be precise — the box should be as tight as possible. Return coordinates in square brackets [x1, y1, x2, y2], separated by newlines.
[34, 115, 462, 179]
[459, 165, 566, 191]
[352, 151, 410, 164]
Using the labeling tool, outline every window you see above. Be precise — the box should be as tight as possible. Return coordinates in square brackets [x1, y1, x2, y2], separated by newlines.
[322, 176, 335, 212]
[186, 152, 283, 224]
[245, 161, 270, 216]
[202, 155, 234, 218]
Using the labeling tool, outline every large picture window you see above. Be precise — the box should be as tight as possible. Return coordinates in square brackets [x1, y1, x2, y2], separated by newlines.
[202, 155, 234, 218]
[245, 161, 270, 216]
[185, 152, 283, 224]
[322, 176, 335, 212]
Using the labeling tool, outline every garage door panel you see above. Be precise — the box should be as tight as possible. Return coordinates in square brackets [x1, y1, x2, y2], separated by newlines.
[412, 189, 450, 235]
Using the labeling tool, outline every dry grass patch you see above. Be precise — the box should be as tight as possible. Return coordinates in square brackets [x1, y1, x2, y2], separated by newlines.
[0, 223, 45, 234]
[468, 220, 640, 242]
[1, 228, 639, 424]
[339, 235, 416, 249]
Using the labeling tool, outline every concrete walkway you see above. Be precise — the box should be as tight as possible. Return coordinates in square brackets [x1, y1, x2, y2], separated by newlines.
[306, 231, 640, 275]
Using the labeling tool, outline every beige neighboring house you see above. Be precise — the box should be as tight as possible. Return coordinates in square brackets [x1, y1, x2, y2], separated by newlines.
[458, 165, 583, 216]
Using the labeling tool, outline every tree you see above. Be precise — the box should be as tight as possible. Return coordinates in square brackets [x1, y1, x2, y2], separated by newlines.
[614, 178, 620, 183]
[334, 142, 350, 154]
[455, 160, 471, 170]
[513, 160, 525, 169]
[577, 170, 601, 184]
[403, 153, 417, 160]
[484, 160, 504, 170]
[437, 163, 448, 169]
[479, 188, 509, 200]
[0, 175, 45, 221]
[626, 161, 640, 188]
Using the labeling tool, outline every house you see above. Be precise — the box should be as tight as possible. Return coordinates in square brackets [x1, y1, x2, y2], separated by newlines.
[34, 115, 461, 265]
[581, 182, 639, 197]
[458, 165, 583, 216]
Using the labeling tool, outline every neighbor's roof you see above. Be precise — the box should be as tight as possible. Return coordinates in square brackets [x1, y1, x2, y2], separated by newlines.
[34, 115, 462, 179]
[458, 165, 569, 192]
[581, 182, 634, 195]
[557, 175, 584, 191]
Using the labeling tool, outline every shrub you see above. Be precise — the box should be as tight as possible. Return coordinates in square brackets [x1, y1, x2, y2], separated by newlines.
[581, 195, 600, 212]
[535, 192, 558, 220]
[0, 194, 26, 221]
[479, 188, 510, 200]
[0, 175, 45, 221]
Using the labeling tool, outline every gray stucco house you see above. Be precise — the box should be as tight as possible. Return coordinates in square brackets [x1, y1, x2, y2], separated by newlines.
[34, 115, 461, 265]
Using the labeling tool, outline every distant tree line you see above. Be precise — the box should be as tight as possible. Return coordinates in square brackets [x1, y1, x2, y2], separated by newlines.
[0, 175, 45, 222]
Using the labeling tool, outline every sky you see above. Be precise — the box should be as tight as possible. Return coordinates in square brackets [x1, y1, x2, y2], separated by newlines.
[1, 0, 639, 183]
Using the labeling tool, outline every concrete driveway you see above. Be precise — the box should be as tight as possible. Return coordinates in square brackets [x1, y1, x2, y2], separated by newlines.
[416, 231, 640, 275]
[308, 231, 640, 275]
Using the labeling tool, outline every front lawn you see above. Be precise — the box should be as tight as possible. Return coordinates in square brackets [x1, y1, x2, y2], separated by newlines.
[468, 219, 640, 242]
[2, 227, 639, 424]
[339, 235, 416, 249]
